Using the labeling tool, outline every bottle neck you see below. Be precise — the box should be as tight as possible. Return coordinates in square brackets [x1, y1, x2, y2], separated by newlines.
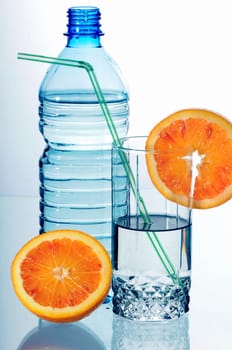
[64, 6, 103, 48]
[66, 36, 101, 48]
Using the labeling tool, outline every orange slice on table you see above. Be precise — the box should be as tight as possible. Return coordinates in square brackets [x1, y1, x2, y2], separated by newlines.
[11, 229, 112, 323]
[146, 109, 232, 209]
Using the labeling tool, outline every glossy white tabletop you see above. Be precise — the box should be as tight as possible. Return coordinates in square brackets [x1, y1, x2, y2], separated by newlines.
[1, 196, 231, 349]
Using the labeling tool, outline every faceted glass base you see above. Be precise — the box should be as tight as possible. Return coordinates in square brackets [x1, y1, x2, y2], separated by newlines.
[112, 276, 190, 321]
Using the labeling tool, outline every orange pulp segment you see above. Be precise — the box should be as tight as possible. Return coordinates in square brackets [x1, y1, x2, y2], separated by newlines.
[145, 109, 232, 209]
[11, 229, 112, 322]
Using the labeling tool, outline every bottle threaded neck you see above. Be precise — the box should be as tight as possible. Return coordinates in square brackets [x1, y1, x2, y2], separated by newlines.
[65, 6, 104, 37]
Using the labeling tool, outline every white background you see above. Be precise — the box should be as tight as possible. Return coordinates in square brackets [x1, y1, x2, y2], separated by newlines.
[0, 1, 232, 348]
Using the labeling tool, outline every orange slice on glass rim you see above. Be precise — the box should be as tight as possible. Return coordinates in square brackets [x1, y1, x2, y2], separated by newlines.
[11, 229, 112, 323]
[145, 109, 232, 209]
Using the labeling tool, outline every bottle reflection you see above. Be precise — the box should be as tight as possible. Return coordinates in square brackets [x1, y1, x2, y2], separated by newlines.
[17, 320, 106, 350]
[112, 314, 190, 350]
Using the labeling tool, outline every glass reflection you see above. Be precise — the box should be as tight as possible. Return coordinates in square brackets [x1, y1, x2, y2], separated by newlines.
[112, 314, 190, 350]
[17, 320, 106, 350]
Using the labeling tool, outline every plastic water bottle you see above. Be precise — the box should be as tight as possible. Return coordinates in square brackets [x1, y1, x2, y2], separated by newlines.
[39, 6, 129, 252]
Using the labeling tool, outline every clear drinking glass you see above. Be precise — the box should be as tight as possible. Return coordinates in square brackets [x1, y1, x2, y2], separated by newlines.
[112, 136, 192, 321]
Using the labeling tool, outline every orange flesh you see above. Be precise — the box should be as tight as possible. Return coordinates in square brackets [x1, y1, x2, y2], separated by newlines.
[149, 116, 232, 206]
[20, 238, 102, 308]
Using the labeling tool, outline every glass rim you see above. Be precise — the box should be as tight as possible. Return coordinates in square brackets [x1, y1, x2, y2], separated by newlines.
[112, 136, 148, 153]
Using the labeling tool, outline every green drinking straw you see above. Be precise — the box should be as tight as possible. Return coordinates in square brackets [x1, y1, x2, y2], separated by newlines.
[17, 52, 180, 285]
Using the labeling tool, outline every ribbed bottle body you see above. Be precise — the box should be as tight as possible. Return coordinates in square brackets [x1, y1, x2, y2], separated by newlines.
[39, 89, 129, 151]
[39, 94, 129, 252]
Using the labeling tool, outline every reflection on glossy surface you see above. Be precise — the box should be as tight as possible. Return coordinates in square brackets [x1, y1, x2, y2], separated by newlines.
[112, 313, 189, 350]
[17, 320, 106, 350]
